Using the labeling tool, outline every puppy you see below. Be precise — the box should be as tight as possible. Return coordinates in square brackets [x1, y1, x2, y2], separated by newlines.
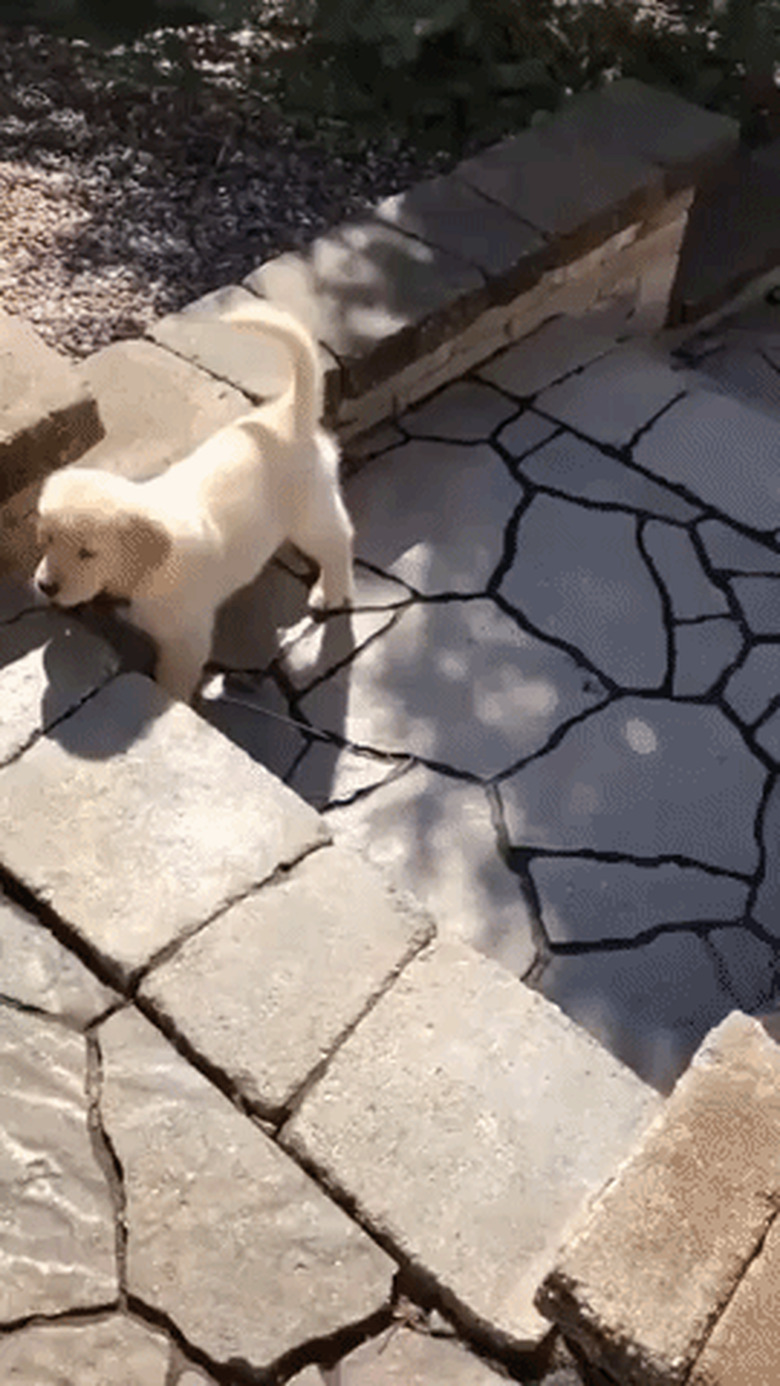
[35, 303, 354, 702]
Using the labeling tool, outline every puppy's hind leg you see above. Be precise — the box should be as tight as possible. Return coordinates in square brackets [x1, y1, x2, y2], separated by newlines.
[293, 490, 355, 613]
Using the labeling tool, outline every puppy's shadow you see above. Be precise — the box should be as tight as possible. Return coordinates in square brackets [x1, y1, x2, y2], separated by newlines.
[202, 559, 356, 797]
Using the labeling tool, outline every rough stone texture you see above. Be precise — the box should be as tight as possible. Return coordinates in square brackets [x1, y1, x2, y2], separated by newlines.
[534, 929, 761, 1093]
[332, 1324, 508, 1384]
[0, 1316, 171, 1384]
[79, 337, 250, 481]
[402, 379, 518, 442]
[0, 607, 118, 767]
[140, 845, 434, 1118]
[285, 940, 659, 1351]
[99, 1008, 393, 1371]
[536, 344, 686, 447]
[0, 1006, 116, 1320]
[150, 281, 341, 418]
[688, 1213, 780, 1386]
[0, 673, 327, 981]
[530, 857, 748, 945]
[723, 644, 780, 724]
[300, 598, 607, 777]
[731, 576, 780, 635]
[633, 389, 780, 531]
[317, 762, 538, 977]
[697, 518, 780, 574]
[503, 494, 666, 687]
[552, 78, 738, 194]
[0, 892, 117, 1024]
[345, 438, 520, 594]
[536, 1013, 780, 1385]
[673, 619, 743, 698]
[375, 171, 551, 294]
[643, 522, 729, 619]
[517, 428, 699, 521]
[199, 672, 307, 783]
[500, 696, 765, 873]
[457, 120, 662, 260]
[245, 224, 485, 399]
[0, 306, 102, 503]
[477, 314, 619, 398]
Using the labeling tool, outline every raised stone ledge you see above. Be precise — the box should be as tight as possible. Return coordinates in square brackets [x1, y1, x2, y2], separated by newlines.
[536, 1012, 780, 1385]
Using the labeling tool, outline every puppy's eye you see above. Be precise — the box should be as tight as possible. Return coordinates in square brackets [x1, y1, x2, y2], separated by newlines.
[78, 547, 96, 561]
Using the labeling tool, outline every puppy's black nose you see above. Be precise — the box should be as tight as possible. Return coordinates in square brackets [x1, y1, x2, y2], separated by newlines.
[38, 579, 60, 599]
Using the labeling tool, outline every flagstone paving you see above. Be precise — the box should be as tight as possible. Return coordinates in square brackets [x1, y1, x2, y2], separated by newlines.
[211, 282, 780, 1096]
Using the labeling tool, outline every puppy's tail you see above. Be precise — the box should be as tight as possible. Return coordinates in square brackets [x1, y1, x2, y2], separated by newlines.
[224, 301, 323, 436]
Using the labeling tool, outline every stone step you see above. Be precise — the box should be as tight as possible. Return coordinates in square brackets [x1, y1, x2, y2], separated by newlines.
[282, 939, 660, 1353]
[0, 307, 102, 506]
[536, 1011, 780, 1385]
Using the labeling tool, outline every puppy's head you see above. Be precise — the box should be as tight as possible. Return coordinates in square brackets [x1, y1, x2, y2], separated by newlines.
[35, 468, 171, 607]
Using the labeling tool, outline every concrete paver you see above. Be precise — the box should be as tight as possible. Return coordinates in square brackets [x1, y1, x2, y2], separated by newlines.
[0, 673, 326, 981]
[99, 1008, 394, 1373]
[285, 941, 659, 1351]
[139, 845, 434, 1118]
[535, 343, 687, 447]
[0, 892, 117, 1024]
[515, 426, 699, 521]
[688, 1213, 780, 1386]
[328, 1323, 509, 1383]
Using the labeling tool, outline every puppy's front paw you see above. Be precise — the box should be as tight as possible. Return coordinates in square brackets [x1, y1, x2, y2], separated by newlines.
[308, 577, 353, 614]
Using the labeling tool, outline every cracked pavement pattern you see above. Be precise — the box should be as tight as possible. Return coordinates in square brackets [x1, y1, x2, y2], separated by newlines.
[204, 283, 780, 1096]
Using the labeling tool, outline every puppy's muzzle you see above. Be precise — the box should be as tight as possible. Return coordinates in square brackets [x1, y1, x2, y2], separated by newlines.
[37, 578, 60, 599]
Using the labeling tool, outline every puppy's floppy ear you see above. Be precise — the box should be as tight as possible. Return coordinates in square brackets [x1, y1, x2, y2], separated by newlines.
[110, 511, 172, 594]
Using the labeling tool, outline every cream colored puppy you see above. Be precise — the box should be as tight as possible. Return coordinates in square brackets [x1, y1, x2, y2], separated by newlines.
[35, 303, 354, 702]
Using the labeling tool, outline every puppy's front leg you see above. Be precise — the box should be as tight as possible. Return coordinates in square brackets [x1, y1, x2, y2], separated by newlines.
[153, 629, 212, 704]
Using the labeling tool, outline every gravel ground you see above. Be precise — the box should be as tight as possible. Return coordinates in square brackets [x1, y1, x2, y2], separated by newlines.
[0, 10, 458, 359]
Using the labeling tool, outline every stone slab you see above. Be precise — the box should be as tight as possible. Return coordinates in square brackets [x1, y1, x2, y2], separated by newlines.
[402, 379, 518, 442]
[698, 518, 780, 574]
[0, 1007, 116, 1320]
[754, 777, 780, 937]
[333, 1324, 508, 1384]
[457, 120, 662, 260]
[198, 672, 306, 784]
[496, 409, 558, 458]
[315, 762, 538, 977]
[500, 696, 765, 874]
[504, 494, 666, 688]
[0, 892, 117, 1024]
[99, 1008, 393, 1372]
[78, 337, 250, 481]
[536, 344, 686, 448]
[149, 281, 341, 418]
[517, 429, 699, 522]
[688, 1212, 780, 1385]
[246, 225, 485, 399]
[0, 306, 102, 503]
[633, 389, 780, 532]
[643, 522, 729, 619]
[724, 644, 780, 725]
[730, 576, 780, 635]
[140, 845, 434, 1119]
[477, 315, 619, 398]
[536, 1013, 780, 1385]
[755, 705, 780, 762]
[284, 940, 659, 1351]
[0, 607, 119, 767]
[0, 673, 327, 982]
[0, 1316, 172, 1384]
[673, 618, 743, 697]
[375, 170, 551, 296]
[300, 598, 608, 778]
[552, 79, 738, 194]
[345, 438, 521, 595]
[535, 929, 760, 1094]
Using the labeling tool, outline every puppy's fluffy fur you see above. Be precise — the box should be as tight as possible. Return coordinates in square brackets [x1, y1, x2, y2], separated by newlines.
[35, 304, 354, 702]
